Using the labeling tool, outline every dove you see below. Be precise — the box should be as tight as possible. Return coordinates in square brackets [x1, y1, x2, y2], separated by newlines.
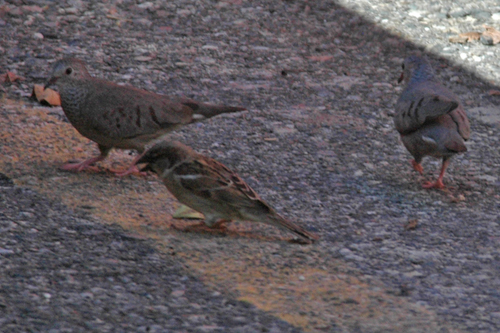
[45, 58, 246, 176]
[394, 55, 470, 189]
[136, 140, 319, 244]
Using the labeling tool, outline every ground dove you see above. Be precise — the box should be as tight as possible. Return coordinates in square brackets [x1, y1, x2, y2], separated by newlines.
[394, 55, 470, 189]
[136, 140, 319, 244]
[45, 58, 246, 175]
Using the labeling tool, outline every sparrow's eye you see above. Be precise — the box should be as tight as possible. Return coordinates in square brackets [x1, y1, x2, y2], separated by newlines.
[65, 67, 73, 75]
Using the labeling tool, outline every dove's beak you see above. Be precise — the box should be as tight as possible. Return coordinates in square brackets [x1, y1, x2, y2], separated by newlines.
[44, 76, 58, 90]
[397, 72, 404, 84]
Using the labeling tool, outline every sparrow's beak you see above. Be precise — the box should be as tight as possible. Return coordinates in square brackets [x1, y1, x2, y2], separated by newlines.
[135, 153, 153, 172]
[397, 72, 404, 84]
[44, 76, 58, 89]
[138, 164, 153, 173]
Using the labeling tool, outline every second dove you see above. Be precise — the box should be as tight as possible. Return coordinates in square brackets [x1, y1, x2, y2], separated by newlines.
[394, 55, 471, 189]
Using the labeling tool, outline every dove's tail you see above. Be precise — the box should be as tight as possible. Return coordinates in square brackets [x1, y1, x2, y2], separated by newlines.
[180, 98, 246, 119]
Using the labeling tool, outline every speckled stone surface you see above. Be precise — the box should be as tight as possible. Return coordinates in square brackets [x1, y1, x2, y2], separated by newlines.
[2, 0, 500, 332]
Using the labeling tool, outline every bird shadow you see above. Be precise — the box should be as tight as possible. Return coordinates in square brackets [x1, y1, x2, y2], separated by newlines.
[168, 219, 314, 245]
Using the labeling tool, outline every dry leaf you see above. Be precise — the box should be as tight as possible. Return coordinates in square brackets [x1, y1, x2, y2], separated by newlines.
[482, 25, 500, 44]
[488, 90, 500, 96]
[31, 84, 43, 97]
[158, 26, 173, 32]
[134, 56, 154, 62]
[459, 31, 481, 41]
[450, 194, 466, 203]
[404, 219, 418, 230]
[31, 84, 61, 106]
[1, 71, 24, 83]
[306, 55, 334, 62]
[449, 36, 468, 44]
[6, 72, 23, 82]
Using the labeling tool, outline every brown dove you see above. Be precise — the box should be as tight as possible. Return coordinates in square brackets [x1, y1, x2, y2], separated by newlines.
[45, 58, 246, 175]
[394, 55, 470, 189]
[136, 140, 319, 244]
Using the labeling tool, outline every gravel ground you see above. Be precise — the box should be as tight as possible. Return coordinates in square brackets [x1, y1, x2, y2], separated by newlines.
[2, 0, 500, 332]
[0, 174, 301, 332]
[338, 0, 500, 86]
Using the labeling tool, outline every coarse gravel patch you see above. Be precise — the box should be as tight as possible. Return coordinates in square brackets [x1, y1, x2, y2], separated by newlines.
[2, 0, 500, 332]
[0, 174, 303, 333]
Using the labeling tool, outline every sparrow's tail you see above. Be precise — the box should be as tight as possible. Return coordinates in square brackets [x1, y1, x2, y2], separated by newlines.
[270, 214, 319, 244]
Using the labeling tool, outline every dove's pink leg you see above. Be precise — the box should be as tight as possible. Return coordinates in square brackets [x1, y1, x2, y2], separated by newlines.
[61, 144, 111, 173]
[411, 159, 424, 175]
[61, 152, 147, 176]
[60, 154, 105, 172]
[422, 159, 449, 189]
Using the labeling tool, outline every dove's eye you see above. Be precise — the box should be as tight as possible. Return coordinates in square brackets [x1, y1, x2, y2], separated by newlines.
[66, 67, 73, 75]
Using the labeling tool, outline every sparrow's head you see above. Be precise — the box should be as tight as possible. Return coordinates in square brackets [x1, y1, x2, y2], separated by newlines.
[136, 141, 193, 174]
[45, 57, 91, 89]
[398, 55, 435, 85]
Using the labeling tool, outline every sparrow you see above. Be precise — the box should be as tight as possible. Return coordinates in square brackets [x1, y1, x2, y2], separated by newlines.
[137, 140, 319, 243]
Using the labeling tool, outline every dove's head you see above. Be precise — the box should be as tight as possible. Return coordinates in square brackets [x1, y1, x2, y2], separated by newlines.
[398, 55, 435, 85]
[136, 141, 193, 175]
[45, 57, 91, 89]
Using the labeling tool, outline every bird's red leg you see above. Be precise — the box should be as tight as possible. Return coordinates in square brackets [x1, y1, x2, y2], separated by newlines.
[173, 220, 229, 233]
[211, 220, 229, 229]
[411, 159, 424, 175]
[422, 159, 449, 189]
